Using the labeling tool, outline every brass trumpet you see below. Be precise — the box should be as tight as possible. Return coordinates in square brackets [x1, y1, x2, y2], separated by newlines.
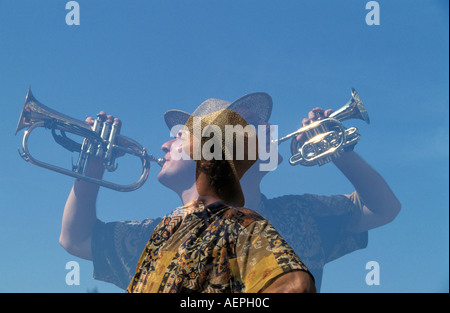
[15, 88, 164, 192]
[275, 88, 370, 166]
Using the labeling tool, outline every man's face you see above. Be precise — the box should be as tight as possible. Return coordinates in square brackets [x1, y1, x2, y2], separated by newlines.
[157, 129, 196, 192]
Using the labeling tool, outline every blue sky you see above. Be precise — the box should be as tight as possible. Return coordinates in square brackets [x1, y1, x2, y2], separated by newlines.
[0, 0, 448, 292]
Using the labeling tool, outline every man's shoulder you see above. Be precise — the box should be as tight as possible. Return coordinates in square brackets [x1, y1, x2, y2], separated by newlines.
[263, 193, 351, 210]
[264, 193, 322, 204]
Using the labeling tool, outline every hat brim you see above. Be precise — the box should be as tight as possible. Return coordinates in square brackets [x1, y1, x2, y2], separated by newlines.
[164, 109, 191, 133]
[228, 92, 273, 125]
[164, 92, 273, 130]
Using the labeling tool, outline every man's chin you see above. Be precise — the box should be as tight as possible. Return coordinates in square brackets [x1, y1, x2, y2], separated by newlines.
[156, 170, 167, 184]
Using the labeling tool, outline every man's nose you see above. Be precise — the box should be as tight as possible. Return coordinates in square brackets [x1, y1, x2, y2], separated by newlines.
[161, 139, 176, 154]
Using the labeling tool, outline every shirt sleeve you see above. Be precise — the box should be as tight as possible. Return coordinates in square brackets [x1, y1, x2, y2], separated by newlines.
[317, 191, 368, 263]
[91, 218, 161, 290]
[234, 217, 313, 293]
[263, 193, 368, 265]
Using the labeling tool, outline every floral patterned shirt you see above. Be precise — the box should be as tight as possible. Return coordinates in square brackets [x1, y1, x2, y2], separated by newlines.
[126, 199, 311, 293]
[92, 193, 367, 292]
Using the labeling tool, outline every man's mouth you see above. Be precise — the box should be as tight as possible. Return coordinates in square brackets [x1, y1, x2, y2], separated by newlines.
[162, 155, 169, 166]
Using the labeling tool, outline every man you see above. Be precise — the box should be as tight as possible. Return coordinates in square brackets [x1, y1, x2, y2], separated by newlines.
[59, 92, 400, 291]
[126, 108, 315, 292]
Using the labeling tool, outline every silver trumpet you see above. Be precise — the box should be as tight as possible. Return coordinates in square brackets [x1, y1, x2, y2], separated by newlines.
[15, 87, 164, 192]
[274, 88, 370, 166]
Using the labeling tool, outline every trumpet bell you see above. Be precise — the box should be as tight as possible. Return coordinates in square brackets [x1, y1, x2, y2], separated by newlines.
[16, 87, 90, 136]
[329, 88, 370, 125]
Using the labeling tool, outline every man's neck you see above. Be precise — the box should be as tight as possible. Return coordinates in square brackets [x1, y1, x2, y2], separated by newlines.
[179, 184, 223, 208]
[179, 183, 199, 205]
[178, 175, 263, 211]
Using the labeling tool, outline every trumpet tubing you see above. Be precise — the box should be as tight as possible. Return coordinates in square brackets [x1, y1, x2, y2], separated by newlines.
[15, 87, 164, 192]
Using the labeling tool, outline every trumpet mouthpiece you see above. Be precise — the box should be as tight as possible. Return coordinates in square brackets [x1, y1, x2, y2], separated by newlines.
[156, 158, 165, 167]
[147, 154, 165, 167]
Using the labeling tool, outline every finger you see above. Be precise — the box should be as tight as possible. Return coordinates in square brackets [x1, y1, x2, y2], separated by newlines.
[311, 107, 325, 120]
[100, 112, 107, 121]
[85, 116, 95, 125]
[106, 114, 115, 124]
[324, 109, 333, 118]
[113, 118, 122, 133]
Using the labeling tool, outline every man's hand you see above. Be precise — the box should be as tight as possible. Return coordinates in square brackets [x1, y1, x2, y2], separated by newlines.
[83, 111, 125, 175]
[295, 107, 333, 145]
